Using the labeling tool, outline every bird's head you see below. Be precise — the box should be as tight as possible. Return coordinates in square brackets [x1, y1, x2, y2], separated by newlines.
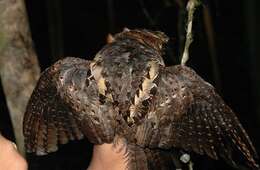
[113, 28, 169, 53]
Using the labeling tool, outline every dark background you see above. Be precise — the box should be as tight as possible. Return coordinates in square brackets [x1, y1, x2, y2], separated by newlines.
[0, 0, 260, 170]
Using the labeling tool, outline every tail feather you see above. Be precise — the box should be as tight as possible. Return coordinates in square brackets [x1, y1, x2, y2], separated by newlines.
[126, 145, 182, 170]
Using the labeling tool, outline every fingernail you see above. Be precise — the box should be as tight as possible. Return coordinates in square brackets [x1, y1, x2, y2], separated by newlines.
[12, 142, 17, 150]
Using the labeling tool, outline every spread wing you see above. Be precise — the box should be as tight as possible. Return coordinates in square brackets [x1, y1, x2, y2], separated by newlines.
[134, 65, 259, 169]
[23, 57, 115, 155]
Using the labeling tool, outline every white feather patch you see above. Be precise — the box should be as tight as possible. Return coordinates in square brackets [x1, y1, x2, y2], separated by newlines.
[129, 61, 159, 122]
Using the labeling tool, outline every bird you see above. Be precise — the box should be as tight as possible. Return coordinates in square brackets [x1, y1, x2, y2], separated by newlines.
[23, 28, 259, 170]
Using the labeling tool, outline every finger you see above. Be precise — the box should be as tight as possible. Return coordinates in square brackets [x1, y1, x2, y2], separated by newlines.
[12, 142, 17, 150]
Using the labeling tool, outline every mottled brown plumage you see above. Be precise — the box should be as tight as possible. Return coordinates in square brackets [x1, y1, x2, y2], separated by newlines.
[23, 29, 259, 169]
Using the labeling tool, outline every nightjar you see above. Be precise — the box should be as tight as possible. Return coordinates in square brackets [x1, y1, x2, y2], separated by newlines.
[23, 29, 259, 170]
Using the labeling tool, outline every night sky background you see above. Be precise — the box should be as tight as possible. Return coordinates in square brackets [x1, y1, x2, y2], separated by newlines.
[0, 0, 260, 170]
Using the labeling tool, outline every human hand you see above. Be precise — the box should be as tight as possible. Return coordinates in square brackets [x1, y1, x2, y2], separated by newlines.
[0, 134, 28, 170]
[87, 138, 128, 170]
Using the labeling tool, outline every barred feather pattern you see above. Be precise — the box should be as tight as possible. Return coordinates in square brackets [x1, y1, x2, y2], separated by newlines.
[150, 65, 258, 169]
[23, 29, 259, 170]
[23, 57, 116, 155]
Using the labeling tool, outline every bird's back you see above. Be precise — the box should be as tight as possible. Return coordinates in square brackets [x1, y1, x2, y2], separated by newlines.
[90, 37, 164, 126]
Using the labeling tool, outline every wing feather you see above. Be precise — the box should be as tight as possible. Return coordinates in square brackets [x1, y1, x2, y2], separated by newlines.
[134, 65, 259, 169]
[23, 57, 115, 155]
[163, 65, 259, 169]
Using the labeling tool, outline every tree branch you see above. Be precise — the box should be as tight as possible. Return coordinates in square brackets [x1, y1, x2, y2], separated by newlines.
[0, 0, 40, 155]
[181, 0, 201, 65]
